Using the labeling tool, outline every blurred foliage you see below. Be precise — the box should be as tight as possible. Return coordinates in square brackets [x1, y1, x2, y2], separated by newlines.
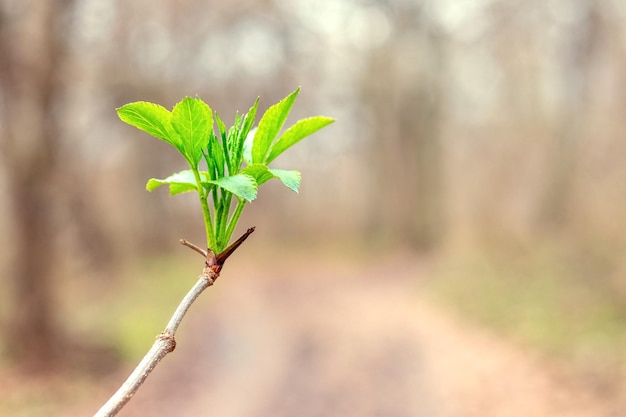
[60, 255, 201, 361]
[428, 241, 626, 370]
[1, 0, 626, 394]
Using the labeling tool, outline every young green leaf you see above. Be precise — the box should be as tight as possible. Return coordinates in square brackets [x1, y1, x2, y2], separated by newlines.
[268, 169, 302, 193]
[209, 174, 258, 202]
[146, 170, 199, 195]
[207, 131, 225, 179]
[241, 164, 275, 186]
[215, 113, 230, 173]
[241, 165, 302, 192]
[238, 98, 259, 149]
[243, 127, 256, 164]
[266, 116, 335, 164]
[171, 97, 212, 167]
[252, 88, 300, 164]
[215, 112, 228, 142]
[229, 99, 258, 173]
[119, 88, 333, 253]
[117, 102, 178, 147]
[225, 115, 241, 173]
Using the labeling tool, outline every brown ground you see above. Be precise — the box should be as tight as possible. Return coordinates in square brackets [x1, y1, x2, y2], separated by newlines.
[12, 250, 621, 416]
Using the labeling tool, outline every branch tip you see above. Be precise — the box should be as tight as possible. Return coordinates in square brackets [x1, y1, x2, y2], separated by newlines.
[179, 239, 207, 258]
[215, 226, 255, 268]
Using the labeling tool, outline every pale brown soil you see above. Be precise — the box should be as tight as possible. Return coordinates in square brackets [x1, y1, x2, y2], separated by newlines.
[4, 251, 620, 416]
[86, 251, 621, 417]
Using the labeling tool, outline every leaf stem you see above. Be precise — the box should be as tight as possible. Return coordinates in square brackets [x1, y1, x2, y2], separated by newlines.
[191, 168, 215, 250]
[224, 198, 247, 246]
[215, 190, 232, 252]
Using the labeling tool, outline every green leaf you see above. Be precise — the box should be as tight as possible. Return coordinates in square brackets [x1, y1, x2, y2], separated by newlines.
[215, 112, 228, 142]
[230, 98, 258, 173]
[252, 88, 300, 164]
[239, 98, 259, 146]
[171, 97, 212, 167]
[243, 127, 256, 164]
[225, 116, 241, 173]
[119, 88, 331, 254]
[241, 164, 301, 192]
[207, 131, 225, 179]
[215, 112, 232, 174]
[269, 169, 301, 193]
[266, 116, 335, 164]
[117, 102, 177, 146]
[241, 165, 301, 192]
[209, 174, 258, 202]
[146, 170, 199, 195]
[241, 164, 275, 186]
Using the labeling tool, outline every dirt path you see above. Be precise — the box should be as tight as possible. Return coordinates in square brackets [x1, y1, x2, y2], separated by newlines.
[102, 253, 616, 417]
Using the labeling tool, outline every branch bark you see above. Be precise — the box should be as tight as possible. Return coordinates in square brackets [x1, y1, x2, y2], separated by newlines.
[93, 228, 254, 417]
[93, 269, 215, 417]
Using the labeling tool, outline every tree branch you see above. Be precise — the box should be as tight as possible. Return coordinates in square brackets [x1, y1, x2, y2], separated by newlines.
[215, 227, 255, 269]
[93, 269, 216, 417]
[93, 228, 254, 417]
[179, 239, 207, 258]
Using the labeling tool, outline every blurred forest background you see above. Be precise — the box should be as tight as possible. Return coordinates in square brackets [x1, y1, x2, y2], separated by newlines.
[1, 0, 626, 415]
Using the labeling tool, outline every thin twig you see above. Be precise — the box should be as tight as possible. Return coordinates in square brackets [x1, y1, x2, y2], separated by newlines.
[93, 270, 216, 417]
[94, 228, 255, 417]
[216, 227, 255, 268]
[179, 238, 207, 258]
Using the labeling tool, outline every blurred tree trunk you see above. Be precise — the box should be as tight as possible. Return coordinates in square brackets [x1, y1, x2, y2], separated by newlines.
[539, 0, 599, 231]
[403, 27, 446, 250]
[0, 1, 73, 371]
[361, 6, 446, 250]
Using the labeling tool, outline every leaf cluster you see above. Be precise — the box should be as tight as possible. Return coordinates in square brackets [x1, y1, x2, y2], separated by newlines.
[117, 87, 334, 252]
